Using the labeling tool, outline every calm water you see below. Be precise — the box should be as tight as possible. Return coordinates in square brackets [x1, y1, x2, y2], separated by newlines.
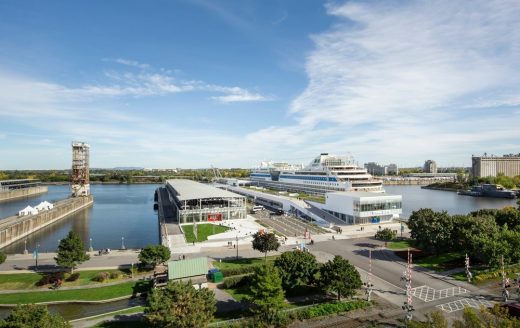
[0, 184, 517, 254]
[384, 185, 517, 219]
[0, 184, 160, 254]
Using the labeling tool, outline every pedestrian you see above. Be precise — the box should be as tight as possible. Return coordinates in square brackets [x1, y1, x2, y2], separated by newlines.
[193, 241, 195, 246]
[332, 235, 335, 240]
[182, 254, 185, 260]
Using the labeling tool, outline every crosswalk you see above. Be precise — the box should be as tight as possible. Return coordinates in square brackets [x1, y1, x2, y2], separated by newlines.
[410, 285, 469, 302]
[436, 297, 494, 313]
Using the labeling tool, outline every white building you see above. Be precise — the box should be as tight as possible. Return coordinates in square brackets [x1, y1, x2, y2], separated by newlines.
[311, 192, 402, 225]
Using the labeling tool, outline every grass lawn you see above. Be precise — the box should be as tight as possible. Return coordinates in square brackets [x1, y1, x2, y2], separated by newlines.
[212, 256, 279, 271]
[0, 280, 151, 304]
[183, 223, 230, 243]
[0, 269, 138, 291]
[414, 252, 464, 271]
[387, 239, 416, 250]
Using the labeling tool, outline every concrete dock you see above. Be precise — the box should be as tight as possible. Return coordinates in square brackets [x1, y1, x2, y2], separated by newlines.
[0, 186, 48, 202]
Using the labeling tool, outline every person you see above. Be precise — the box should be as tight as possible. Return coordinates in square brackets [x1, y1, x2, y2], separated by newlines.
[182, 254, 186, 260]
[332, 235, 335, 240]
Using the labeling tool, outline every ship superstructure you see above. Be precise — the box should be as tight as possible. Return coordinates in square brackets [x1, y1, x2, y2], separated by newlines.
[251, 153, 383, 195]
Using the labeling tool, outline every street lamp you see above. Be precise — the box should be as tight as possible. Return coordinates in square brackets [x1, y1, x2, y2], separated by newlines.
[89, 238, 93, 252]
[24, 239, 28, 255]
[236, 235, 239, 260]
[121, 237, 126, 250]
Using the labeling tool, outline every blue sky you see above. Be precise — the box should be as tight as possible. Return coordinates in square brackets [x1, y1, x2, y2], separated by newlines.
[1, 0, 519, 169]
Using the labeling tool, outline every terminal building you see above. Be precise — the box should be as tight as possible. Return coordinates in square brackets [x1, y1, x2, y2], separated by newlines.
[472, 154, 520, 178]
[165, 179, 247, 224]
[0, 179, 42, 191]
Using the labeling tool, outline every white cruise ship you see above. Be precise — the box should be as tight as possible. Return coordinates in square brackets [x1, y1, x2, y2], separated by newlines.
[251, 153, 384, 194]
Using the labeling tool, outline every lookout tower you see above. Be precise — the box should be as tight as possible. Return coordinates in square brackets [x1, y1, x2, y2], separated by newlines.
[71, 141, 90, 197]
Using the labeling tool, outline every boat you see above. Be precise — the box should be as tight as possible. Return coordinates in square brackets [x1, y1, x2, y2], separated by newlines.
[458, 184, 517, 199]
[251, 153, 384, 194]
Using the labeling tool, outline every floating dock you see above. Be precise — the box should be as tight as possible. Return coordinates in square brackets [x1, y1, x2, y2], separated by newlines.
[0, 196, 93, 249]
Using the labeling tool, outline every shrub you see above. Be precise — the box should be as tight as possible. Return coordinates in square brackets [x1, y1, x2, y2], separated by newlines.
[222, 274, 251, 289]
[109, 271, 121, 280]
[92, 271, 109, 282]
[295, 300, 369, 320]
[36, 272, 65, 286]
[65, 272, 80, 282]
[220, 266, 257, 277]
[0, 251, 6, 264]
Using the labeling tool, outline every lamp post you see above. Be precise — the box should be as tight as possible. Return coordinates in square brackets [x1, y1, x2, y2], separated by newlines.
[89, 238, 93, 252]
[131, 262, 134, 279]
[121, 237, 126, 250]
[236, 235, 239, 260]
[23, 239, 28, 255]
[34, 243, 40, 271]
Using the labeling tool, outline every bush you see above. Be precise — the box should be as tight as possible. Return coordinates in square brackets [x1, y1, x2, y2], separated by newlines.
[36, 272, 65, 286]
[220, 266, 257, 277]
[92, 271, 109, 282]
[109, 271, 121, 280]
[0, 251, 6, 264]
[222, 274, 251, 289]
[295, 300, 369, 320]
[65, 272, 80, 282]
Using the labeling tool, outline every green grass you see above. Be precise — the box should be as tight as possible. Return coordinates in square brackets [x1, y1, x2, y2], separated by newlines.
[212, 256, 278, 271]
[0, 269, 137, 291]
[182, 223, 231, 243]
[0, 280, 151, 304]
[414, 252, 464, 271]
[387, 239, 416, 250]
[452, 263, 520, 284]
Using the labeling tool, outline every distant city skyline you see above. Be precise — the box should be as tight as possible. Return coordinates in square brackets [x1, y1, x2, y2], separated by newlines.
[1, 0, 519, 169]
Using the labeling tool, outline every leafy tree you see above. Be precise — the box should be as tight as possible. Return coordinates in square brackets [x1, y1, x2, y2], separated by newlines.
[146, 280, 216, 328]
[375, 228, 396, 246]
[246, 264, 286, 324]
[495, 207, 520, 230]
[451, 214, 498, 257]
[406, 310, 448, 328]
[453, 304, 520, 328]
[274, 250, 319, 291]
[0, 304, 71, 328]
[251, 232, 280, 261]
[54, 231, 89, 273]
[407, 209, 453, 254]
[138, 244, 171, 268]
[319, 255, 361, 300]
[0, 251, 6, 265]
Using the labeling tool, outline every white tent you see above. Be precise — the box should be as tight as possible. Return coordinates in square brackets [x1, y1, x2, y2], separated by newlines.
[18, 206, 38, 217]
[35, 201, 53, 211]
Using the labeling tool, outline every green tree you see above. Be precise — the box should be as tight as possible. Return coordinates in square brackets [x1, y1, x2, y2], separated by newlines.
[274, 250, 319, 292]
[138, 244, 171, 268]
[495, 207, 520, 229]
[406, 310, 448, 328]
[375, 228, 396, 246]
[451, 214, 498, 258]
[146, 280, 216, 328]
[0, 304, 71, 328]
[251, 232, 280, 261]
[453, 305, 520, 328]
[407, 209, 453, 254]
[319, 255, 361, 300]
[54, 231, 89, 273]
[0, 251, 6, 265]
[246, 264, 286, 324]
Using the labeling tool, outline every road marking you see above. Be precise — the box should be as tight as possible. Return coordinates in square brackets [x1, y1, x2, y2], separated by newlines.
[410, 285, 469, 302]
[436, 298, 494, 313]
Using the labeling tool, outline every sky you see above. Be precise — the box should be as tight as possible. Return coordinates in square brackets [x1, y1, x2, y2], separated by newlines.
[0, 0, 519, 169]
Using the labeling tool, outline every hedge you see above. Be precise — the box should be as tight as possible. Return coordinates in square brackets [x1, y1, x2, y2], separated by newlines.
[222, 274, 251, 289]
[220, 266, 257, 277]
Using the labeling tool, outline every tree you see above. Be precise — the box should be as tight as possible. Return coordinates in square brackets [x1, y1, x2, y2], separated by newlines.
[146, 280, 216, 328]
[251, 232, 280, 261]
[407, 209, 453, 254]
[319, 255, 361, 300]
[0, 251, 6, 265]
[453, 305, 520, 328]
[54, 231, 89, 273]
[274, 250, 319, 292]
[375, 228, 396, 246]
[495, 207, 520, 230]
[0, 304, 71, 328]
[138, 244, 171, 268]
[246, 264, 286, 324]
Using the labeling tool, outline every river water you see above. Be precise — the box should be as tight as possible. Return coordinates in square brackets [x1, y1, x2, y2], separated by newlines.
[1, 184, 517, 254]
[0, 184, 160, 254]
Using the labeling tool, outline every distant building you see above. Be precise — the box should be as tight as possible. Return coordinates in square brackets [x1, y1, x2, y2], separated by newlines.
[364, 162, 399, 176]
[472, 153, 520, 178]
[423, 160, 437, 174]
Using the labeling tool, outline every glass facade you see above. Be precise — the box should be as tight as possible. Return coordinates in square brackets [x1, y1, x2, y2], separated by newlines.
[353, 200, 402, 212]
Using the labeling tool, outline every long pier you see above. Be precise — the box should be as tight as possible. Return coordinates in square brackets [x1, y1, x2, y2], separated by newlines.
[0, 196, 93, 249]
[0, 186, 48, 202]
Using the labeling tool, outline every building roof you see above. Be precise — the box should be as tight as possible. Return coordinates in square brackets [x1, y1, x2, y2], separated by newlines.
[327, 191, 400, 198]
[166, 179, 244, 201]
[167, 257, 209, 280]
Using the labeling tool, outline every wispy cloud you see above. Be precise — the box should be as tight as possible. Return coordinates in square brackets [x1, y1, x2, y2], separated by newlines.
[113, 58, 150, 69]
